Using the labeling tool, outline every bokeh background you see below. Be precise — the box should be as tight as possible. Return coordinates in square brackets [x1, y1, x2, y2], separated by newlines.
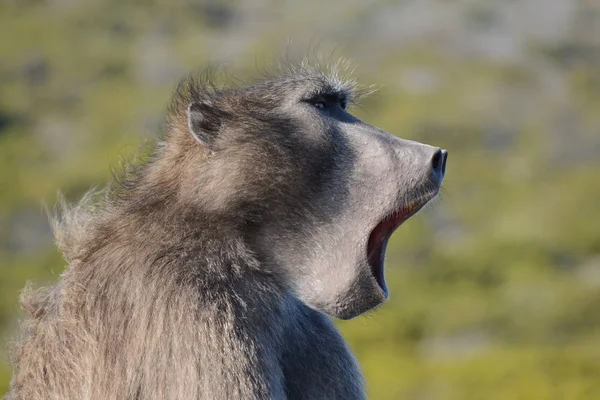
[1, 0, 600, 398]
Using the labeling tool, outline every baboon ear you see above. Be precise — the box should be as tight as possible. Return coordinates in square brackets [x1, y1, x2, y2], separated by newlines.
[187, 101, 220, 149]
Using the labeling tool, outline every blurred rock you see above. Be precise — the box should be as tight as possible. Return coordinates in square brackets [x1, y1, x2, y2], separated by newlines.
[21, 55, 49, 86]
[419, 331, 493, 362]
[399, 68, 442, 96]
[0, 110, 24, 136]
[426, 202, 471, 253]
[483, 124, 516, 152]
[34, 117, 79, 159]
[135, 33, 183, 87]
[189, 1, 239, 31]
[5, 210, 53, 255]
[577, 255, 600, 288]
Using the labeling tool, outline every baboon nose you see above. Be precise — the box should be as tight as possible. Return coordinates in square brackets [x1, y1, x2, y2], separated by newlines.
[430, 148, 448, 184]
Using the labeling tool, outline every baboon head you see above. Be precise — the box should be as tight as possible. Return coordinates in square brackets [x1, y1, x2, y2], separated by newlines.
[173, 64, 447, 320]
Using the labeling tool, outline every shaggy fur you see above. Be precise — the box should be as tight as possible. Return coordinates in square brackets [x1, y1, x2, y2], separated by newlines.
[5, 60, 446, 400]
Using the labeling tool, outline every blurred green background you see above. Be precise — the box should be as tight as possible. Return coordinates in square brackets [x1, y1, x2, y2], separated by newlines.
[1, 0, 600, 399]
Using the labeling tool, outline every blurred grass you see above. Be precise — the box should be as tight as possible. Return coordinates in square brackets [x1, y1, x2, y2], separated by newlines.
[2, 1, 600, 398]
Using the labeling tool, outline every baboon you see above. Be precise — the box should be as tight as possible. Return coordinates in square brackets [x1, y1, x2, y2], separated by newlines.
[6, 61, 447, 399]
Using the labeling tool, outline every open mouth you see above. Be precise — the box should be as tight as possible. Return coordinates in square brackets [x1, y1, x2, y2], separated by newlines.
[367, 194, 436, 295]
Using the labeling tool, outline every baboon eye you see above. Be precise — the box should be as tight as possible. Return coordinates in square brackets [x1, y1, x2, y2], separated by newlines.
[308, 96, 346, 111]
[313, 100, 327, 110]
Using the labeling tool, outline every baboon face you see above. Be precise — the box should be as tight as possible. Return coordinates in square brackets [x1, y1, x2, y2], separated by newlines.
[185, 71, 447, 320]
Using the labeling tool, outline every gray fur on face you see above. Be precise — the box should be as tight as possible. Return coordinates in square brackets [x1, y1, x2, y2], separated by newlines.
[5, 61, 446, 399]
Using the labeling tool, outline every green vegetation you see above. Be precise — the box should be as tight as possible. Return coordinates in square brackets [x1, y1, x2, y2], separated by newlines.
[1, 1, 599, 398]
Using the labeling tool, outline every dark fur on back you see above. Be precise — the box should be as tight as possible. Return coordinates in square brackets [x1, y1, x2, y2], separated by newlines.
[6, 62, 368, 400]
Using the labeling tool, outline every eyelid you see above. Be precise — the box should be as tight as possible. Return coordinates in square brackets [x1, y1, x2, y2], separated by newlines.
[304, 95, 327, 110]
[312, 95, 328, 103]
[302, 94, 347, 110]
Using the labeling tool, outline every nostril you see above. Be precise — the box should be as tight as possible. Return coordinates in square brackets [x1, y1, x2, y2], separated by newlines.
[431, 149, 443, 172]
[441, 150, 448, 175]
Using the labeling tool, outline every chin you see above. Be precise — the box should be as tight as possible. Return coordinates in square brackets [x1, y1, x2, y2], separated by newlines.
[313, 265, 388, 320]
[329, 295, 385, 320]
